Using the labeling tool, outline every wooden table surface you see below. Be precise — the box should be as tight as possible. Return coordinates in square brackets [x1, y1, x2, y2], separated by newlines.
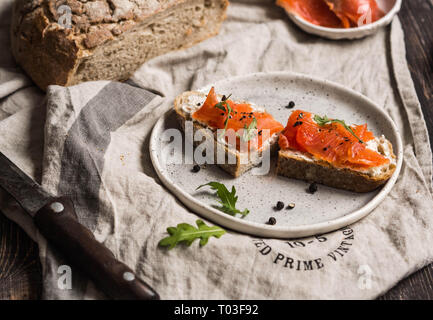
[1, 0, 432, 300]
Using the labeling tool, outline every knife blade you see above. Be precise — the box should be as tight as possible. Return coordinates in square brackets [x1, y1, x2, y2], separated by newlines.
[0, 152, 51, 215]
[0, 151, 159, 300]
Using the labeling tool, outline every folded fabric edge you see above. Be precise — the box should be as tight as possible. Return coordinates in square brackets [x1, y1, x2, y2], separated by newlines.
[389, 18, 433, 194]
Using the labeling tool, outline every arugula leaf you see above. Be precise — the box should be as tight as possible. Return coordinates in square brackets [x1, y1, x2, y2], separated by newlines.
[241, 117, 257, 142]
[159, 220, 226, 249]
[197, 182, 250, 217]
[313, 114, 364, 143]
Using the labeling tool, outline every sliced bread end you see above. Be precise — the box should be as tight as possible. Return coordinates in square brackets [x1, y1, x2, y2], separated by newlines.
[276, 142, 396, 193]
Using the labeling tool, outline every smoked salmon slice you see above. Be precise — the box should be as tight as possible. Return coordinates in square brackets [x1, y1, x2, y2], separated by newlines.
[278, 110, 389, 169]
[277, 0, 384, 29]
[192, 87, 284, 150]
[276, 0, 343, 28]
[323, 0, 385, 28]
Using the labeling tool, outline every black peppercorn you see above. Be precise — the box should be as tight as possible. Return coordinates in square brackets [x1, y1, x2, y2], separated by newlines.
[286, 101, 295, 109]
[267, 217, 277, 225]
[308, 182, 318, 194]
[192, 165, 201, 173]
[275, 201, 284, 210]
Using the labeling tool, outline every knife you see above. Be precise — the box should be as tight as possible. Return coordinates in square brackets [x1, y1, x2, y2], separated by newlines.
[0, 151, 159, 300]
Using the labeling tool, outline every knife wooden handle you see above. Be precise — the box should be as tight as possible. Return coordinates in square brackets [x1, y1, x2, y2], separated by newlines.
[34, 197, 159, 300]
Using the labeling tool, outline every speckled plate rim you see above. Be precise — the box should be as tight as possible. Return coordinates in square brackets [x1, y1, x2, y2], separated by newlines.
[286, 0, 402, 40]
[149, 71, 403, 239]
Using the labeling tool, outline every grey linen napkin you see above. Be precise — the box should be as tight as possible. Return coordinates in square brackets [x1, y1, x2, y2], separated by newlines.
[0, 0, 432, 299]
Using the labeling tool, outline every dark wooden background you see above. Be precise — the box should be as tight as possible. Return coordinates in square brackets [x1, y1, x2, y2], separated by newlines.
[0, 0, 432, 300]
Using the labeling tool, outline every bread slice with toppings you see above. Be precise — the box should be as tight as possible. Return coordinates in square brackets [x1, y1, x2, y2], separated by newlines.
[174, 88, 284, 177]
[276, 110, 397, 192]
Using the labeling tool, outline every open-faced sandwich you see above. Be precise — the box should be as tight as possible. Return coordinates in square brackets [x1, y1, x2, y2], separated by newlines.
[277, 110, 396, 192]
[174, 88, 284, 177]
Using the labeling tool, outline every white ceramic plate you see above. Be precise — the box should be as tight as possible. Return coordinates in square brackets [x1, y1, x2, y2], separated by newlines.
[286, 0, 402, 40]
[150, 72, 403, 238]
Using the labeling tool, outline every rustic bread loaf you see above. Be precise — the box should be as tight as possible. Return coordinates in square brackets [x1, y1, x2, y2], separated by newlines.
[11, 0, 228, 90]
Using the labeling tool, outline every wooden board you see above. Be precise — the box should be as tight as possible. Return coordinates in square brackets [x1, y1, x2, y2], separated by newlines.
[0, 0, 432, 300]
[0, 213, 41, 300]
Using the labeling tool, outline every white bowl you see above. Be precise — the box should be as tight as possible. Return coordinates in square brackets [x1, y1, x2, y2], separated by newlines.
[286, 0, 402, 40]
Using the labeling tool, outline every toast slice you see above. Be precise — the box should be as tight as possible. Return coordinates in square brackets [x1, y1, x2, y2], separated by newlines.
[277, 111, 397, 193]
[174, 90, 281, 177]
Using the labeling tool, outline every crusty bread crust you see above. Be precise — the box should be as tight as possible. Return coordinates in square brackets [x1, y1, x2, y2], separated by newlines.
[174, 91, 277, 177]
[11, 0, 228, 91]
[277, 144, 396, 193]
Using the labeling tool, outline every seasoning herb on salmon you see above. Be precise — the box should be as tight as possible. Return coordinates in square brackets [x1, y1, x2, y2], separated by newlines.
[313, 114, 364, 143]
[240, 117, 258, 142]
